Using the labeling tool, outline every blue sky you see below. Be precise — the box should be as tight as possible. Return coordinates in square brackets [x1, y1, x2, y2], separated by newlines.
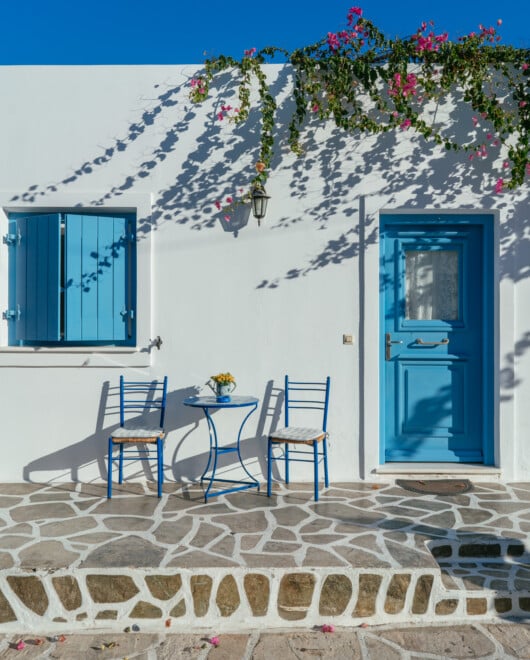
[1, 0, 528, 64]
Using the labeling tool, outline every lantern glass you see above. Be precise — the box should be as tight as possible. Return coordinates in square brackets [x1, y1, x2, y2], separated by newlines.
[251, 187, 270, 220]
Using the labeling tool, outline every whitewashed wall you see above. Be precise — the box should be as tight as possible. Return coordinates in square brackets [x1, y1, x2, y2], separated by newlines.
[0, 64, 528, 483]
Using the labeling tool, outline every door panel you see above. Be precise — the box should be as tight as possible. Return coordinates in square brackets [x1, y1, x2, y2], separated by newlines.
[381, 217, 491, 463]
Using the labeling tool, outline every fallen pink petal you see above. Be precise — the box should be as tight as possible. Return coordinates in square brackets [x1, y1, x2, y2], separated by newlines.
[209, 636, 220, 646]
[16, 640, 25, 650]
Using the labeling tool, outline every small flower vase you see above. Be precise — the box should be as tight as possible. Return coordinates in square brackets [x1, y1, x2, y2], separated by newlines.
[208, 380, 236, 402]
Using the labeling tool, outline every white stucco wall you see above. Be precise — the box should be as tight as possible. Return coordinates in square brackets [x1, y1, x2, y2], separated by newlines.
[0, 64, 528, 483]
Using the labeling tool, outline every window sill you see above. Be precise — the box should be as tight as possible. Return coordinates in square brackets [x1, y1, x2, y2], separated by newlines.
[0, 346, 151, 367]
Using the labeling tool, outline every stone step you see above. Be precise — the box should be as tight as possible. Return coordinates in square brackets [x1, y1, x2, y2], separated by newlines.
[1, 566, 530, 633]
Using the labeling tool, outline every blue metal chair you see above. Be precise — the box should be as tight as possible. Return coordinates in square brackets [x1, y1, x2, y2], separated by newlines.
[267, 376, 330, 501]
[107, 376, 168, 498]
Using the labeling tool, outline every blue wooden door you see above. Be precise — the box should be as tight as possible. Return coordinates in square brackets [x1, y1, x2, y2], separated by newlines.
[380, 215, 492, 463]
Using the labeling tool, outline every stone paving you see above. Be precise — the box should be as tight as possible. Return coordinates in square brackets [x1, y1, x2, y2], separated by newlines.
[2, 623, 530, 658]
[1, 480, 530, 631]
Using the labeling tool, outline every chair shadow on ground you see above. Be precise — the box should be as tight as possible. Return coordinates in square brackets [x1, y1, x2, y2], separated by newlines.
[22, 379, 286, 485]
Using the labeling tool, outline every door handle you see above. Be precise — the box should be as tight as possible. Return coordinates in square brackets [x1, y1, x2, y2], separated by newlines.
[415, 338, 450, 346]
[385, 333, 403, 361]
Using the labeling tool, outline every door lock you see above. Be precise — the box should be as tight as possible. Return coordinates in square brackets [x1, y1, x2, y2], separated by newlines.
[385, 333, 403, 361]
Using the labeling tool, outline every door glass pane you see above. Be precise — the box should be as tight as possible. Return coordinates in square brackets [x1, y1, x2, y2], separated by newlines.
[405, 250, 459, 320]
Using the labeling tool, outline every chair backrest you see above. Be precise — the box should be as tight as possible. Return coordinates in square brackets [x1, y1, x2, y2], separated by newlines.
[284, 376, 330, 431]
[119, 376, 168, 428]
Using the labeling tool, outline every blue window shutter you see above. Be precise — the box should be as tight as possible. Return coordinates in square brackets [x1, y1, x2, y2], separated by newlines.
[64, 214, 129, 341]
[15, 214, 61, 342]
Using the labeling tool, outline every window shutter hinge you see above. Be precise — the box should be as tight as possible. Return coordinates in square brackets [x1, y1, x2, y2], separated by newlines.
[3, 306, 20, 321]
[3, 231, 21, 246]
[122, 232, 135, 243]
[121, 309, 135, 320]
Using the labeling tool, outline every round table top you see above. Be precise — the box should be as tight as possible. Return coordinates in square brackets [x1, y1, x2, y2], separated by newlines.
[183, 395, 259, 409]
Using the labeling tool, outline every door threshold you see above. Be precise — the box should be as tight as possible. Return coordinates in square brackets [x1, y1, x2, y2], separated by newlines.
[374, 463, 501, 482]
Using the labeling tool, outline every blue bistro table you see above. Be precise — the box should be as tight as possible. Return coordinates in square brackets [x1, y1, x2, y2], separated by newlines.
[183, 395, 260, 502]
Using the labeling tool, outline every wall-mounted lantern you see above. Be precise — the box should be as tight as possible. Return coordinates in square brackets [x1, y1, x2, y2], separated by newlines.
[251, 186, 270, 226]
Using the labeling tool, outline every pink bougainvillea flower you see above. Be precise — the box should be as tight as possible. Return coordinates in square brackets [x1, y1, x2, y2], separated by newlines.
[487, 133, 493, 140]
[226, 196, 233, 204]
[224, 215, 231, 222]
[519, 101, 527, 108]
[312, 103, 319, 112]
[472, 116, 478, 126]
[327, 32, 340, 50]
[503, 161, 509, 168]
[16, 640, 25, 650]
[495, 178, 504, 194]
[217, 112, 224, 121]
[526, 163, 530, 175]
[214, 200, 222, 210]
[497, 18, 503, 25]
[322, 624, 335, 633]
[209, 636, 220, 646]
[244, 47, 256, 57]
[522, 63, 529, 71]
[400, 118, 411, 130]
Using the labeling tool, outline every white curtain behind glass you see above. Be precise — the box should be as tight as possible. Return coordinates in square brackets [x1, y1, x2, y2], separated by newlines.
[406, 250, 459, 320]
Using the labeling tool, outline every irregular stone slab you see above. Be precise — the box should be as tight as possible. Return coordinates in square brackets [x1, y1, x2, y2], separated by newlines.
[244, 574, 270, 616]
[10, 502, 77, 522]
[0, 523, 32, 535]
[400, 498, 451, 512]
[210, 534, 236, 557]
[299, 519, 333, 533]
[130, 600, 163, 618]
[52, 576, 82, 610]
[252, 632, 362, 659]
[301, 534, 345, 545]
[466, 598, 487, 615]
[91, 496, 160, 517]
[0, 496, 23, 508]
[7, 575, 48, 615]
[241, 553, 297, 568]
[412, 574, 434, 614]
[153, 517, 194, 544]
[353, 574, 382, 617]
[190, 574, 212, 617]
[167, 550, 237, 568]
[30, 492, 74, 502]
[145, 574, 182, 600]
[190, 522, 225, 548]
[421, 511, 456, 528]
[277, 573, 315, 621]
[272, 527, 298, 541]
[0, 535, 28, 549]
[86, 575, 139, 603]
[435, 598, 460, 614]
[262, 541, 302, 553]
[484, 623, 530, 658]
[334, 546, 391, 568]
[95, 609, 118, 619]
[40, 517, 98, 537]
[380, 625, 495, 657]
[0, 483, 43, 495]
[212, 511, 268, 533]
[319, 574, 352, 616]
[494, 597, 512, 613]
[0, 587, 16, 623]
[240, 535, 261, 550]
[385, 540, 436, 568]
[226, 492, 277, 510]
[271, 505, 310, 526]
[0, 552, 14, 569]
[19, 540, 79, 569]
[69, 532, 118, 544]
[311, 502, 385, 526]
[303, 547, 346, 567]
[80, 535, 166, 568]
[384, 574, 411, 614]
[216, 574, 240, 617]
[169, 599, 186, 617]
[103, 516, 154, 532]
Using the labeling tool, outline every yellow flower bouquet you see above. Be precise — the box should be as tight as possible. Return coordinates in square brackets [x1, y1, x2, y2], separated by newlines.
[207, 372, 237, 401]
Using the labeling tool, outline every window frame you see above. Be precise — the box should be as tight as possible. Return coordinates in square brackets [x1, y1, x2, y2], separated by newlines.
[0, 194, 152, 367]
